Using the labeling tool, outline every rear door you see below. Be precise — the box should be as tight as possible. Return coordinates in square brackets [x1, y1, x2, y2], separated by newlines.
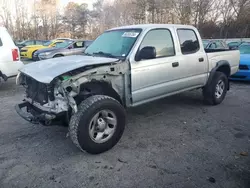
[175, 28, 208, 88]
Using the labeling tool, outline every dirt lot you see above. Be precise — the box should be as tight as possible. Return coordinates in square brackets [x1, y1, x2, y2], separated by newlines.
[0, 77, 250, 188]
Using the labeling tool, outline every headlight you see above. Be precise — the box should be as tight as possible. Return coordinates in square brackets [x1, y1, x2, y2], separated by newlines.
[39, 52, 51, 56]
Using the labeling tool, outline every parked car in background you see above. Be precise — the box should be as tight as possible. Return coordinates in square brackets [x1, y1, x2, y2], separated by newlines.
[227, 41, 245, 49]
[16, 40, 49, 50]
[230, 44, 250, 81]
[239, 42, 250, 46]
[16, 24, 239, 154]
[55, 38, 72, 40]
[33, 40, 93, 61]
[20, 40, 65, 60]
[203, 40, 229, 50]
[0, 27, 23, 82]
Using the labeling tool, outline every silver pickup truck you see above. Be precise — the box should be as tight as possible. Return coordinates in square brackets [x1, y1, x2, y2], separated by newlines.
[15, 24, 240, 154]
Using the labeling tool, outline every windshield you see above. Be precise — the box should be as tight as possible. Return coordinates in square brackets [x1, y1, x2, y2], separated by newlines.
[44, 41, 53, 46]
[55, 41, 73, 48]
[85, 29, 142, 58]
[239, 45, 250, 54]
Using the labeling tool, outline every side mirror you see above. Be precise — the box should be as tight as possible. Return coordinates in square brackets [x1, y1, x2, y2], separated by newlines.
[68, 45, 73, 49]
[136, 46, 156, 61]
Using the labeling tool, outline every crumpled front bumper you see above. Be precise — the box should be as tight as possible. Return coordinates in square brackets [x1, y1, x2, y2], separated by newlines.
[15, 101, 59, 125]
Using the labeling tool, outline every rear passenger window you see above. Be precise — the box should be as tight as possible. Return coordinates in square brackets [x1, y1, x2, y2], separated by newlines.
[0, 38, 2, 46]
[177, 29, 199, 54]
[139, 29, 175, 58]
[74, 42, 84, 48]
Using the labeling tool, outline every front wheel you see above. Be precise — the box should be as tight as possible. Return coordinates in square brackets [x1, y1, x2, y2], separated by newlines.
[203, 72, 228, 105]
[69, 95, 126, 154]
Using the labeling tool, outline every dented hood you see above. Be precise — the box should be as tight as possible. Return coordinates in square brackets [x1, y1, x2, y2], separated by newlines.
[20, 55, 119, 84]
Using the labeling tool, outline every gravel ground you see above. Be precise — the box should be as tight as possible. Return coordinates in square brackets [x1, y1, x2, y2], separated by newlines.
[0, 76, 250, 188]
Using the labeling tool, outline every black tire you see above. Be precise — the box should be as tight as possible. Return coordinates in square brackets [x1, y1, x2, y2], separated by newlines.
[53, 54, 63, 58]
[32, 50, 37, 61]
[203, 72, 228, 105]
[69, 95, 126, 154]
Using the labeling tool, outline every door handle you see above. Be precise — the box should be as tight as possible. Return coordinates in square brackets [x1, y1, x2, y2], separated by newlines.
[199, 58, 204, 62]
[172, 62, 179, 67]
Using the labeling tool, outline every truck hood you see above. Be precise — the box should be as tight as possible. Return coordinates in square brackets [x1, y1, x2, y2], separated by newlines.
[20, 55, 119, 84]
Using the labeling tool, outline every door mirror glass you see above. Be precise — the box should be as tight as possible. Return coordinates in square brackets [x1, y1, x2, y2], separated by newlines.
[136, 46, 156, 61]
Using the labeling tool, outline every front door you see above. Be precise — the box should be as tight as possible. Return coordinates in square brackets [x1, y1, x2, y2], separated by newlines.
[130, 28, 182, 105]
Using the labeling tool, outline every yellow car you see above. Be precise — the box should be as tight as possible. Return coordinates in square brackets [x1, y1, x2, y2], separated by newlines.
[20, 40, 65, 60]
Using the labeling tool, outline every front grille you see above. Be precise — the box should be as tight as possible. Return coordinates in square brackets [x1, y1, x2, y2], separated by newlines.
[239, 65, 249, 70]
[23, 75, 48, 105]
[21, 50, 28, 53]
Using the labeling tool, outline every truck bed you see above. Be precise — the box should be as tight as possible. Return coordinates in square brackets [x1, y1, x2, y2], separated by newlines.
[205, 49, 234, 53]
[206, 49, 240, 75]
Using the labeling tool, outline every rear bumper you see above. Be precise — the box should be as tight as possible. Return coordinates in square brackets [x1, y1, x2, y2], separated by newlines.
[230, 70, 250, 81]
[15, 101, 63, 125]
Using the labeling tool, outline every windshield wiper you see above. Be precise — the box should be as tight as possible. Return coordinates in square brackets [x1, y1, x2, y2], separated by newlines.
[93, 51, 117, 58]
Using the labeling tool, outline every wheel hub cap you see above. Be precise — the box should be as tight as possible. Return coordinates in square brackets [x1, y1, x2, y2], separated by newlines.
[97, 118, 106, 131]
[215, 80, 225, 98]
[89, 110, 117, 144]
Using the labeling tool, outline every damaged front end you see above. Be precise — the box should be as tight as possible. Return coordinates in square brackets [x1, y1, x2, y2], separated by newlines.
[15, 61, 129, 126]
[15, 72, 77, 125]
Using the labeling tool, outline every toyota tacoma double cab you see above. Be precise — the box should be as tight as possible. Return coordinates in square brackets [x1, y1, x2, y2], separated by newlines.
[15, 24, 240, 154]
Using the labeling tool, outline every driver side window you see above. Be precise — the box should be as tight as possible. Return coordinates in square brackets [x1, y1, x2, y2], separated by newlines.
[138, 29, 175, 59]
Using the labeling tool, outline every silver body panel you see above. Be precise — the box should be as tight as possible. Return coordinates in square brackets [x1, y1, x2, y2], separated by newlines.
[19, 55, 118, 83]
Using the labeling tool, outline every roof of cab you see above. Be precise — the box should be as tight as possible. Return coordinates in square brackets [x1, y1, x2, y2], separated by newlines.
[108, 24, 196, 31]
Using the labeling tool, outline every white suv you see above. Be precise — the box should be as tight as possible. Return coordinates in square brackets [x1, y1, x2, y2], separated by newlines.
[0, 27, 23, 82]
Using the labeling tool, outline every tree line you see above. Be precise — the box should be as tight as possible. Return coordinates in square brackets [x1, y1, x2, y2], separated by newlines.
[1, 0, 250, 41]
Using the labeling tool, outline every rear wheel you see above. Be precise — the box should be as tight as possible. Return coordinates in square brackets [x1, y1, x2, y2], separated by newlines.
[53, 54, 63, 58]
[69, 95, 126, 154]
[203, 72, 228, 105]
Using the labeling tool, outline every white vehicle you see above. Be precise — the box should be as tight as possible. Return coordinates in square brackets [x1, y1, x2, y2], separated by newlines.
[16, 24, 240, 154]
[0, 27, 23, 82]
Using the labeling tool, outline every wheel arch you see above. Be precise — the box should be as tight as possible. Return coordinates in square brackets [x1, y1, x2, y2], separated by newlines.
[53, 54, 64, 58]
[76, 81, 123, 105]
[207, 60, 231, 90]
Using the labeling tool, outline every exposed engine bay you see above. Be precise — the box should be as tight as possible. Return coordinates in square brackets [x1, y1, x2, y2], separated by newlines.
[15, 61, 129, 125]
